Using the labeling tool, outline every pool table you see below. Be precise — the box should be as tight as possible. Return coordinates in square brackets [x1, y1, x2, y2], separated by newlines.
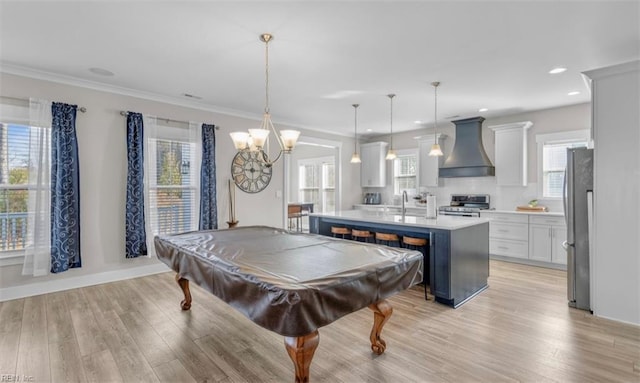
[154, 226, 423, 382]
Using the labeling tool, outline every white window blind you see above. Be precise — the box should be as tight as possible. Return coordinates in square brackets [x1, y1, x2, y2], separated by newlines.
[0, 123, 31, 252]
[140, 117, 200, 257]
[322, 162, 335, 213]
[542, 141, 586, 198]
[298, 163, 319, 207]
[148, 139, 197, 236]
[393, 153, 417, 195]
[298, 157, 334, 213]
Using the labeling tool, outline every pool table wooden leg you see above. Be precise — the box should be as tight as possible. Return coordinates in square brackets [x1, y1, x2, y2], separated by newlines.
[175, 274, 192, 311]
[284, 330, 319, 383]
[368, 299, 393, 355]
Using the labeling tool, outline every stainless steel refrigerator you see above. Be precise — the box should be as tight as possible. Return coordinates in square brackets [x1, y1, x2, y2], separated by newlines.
[563, 147, 593, 311]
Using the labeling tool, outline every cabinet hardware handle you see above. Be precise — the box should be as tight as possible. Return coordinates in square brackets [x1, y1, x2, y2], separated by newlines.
[497, 246, 509, 250]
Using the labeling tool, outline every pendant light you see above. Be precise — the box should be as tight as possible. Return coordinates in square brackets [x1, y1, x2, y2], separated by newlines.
[229, 33, 300, 166]
[429, 81, 444, 157]
[385, 93, 397, 160]
[350, 104, 361, 163]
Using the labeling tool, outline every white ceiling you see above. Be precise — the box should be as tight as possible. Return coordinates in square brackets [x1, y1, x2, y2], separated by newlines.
[1, 1, 638, 137]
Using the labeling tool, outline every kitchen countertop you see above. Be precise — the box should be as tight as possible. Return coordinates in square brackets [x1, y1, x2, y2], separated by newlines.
[309, 209, 489, 230]
[483, 209, 564, 217]
[353, 203, 427, 209]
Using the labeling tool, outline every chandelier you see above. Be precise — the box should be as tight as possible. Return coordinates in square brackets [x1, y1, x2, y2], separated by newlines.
[230, 34, 300, 166]
[429, 81, 444, 157]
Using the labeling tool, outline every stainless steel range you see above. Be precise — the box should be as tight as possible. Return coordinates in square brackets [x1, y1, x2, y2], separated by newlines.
[438, 194, 490, 217]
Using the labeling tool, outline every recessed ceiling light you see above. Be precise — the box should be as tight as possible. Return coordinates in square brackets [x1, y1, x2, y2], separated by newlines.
[478, 108, 488, 112]
[89, 67, 114, 76]
[414, 120, 422, 124]
[366, 129, 372, 132]
[549, 67, 567, 74]
[567, 91, 580, 96]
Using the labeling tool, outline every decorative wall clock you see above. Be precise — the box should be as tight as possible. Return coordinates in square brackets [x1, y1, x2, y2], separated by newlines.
[231, 151, 272, 193]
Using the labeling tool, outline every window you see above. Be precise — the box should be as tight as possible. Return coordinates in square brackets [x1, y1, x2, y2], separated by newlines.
[393, 150, 418, 196]
[537, 130, 589, 199]
[147, 122, 199, 236]
[0, 123, 31, 252]
[298, 157, 335, 213]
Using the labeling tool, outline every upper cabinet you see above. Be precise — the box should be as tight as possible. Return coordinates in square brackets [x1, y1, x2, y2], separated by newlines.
[489, 121, 532, 186]
[360, 142, 388, 187]
[418, 134, 447, 187]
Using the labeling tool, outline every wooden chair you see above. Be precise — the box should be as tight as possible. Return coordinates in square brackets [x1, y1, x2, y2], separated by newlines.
[330, 226, 351, 239]
[375, 232, 400, 247]
[288, 205, 303, 232]
[403, 235, 430, 300]
[351, 229, 374, 243]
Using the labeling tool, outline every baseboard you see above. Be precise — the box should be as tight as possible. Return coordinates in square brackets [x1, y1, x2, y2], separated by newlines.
[0, 262, 171, 302]
[490, 254, 567, 271]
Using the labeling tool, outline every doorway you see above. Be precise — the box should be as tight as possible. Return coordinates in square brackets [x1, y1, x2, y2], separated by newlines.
[283, 137, 342, 231]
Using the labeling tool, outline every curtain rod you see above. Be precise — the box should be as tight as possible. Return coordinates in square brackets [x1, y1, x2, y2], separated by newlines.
[120, 110, 219, 129]
[0, 95, 87, 113]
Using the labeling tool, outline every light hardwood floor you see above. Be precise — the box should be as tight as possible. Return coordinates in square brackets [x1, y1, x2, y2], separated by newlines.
[1, 260, 639, 382]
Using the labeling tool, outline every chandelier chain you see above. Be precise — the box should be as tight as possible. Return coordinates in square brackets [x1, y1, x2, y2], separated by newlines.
[353, 104, 359, 151]
[388, 94, 395, 149]
[434, 84, 438, 131]
[264, 37, 270, 114]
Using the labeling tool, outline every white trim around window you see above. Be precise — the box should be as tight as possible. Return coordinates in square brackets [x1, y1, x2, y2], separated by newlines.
[536, 129, 590, 199]
[392, 148, 419, 196]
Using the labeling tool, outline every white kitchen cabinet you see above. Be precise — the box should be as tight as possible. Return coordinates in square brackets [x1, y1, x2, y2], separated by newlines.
[489, 121, 532, 186]
[583, 60, 639, 323]
[529, 215, 567, 265]
[482, 211, 566, 267]
[552, 226, 567, 264]
[417, 134, 446, 187]
[360, 142, 388, 187]
[482, 211, 529, 259]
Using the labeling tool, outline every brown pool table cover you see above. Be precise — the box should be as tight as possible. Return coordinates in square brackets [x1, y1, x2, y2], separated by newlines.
[154, 226, 423, 337]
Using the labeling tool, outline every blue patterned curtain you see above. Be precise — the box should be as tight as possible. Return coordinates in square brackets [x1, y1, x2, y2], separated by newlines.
[50, 102, 81, 273]
[199, 123, 218, 230]
[125, 112, 147, 257]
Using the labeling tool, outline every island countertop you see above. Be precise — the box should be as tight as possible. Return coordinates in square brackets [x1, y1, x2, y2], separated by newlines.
[309, 210, 489, 230]
[309, 210, 490, 308]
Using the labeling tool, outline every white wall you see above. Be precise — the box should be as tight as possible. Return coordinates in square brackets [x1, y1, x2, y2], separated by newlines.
[364, 103, 590, 213]
[585, 61, 640, 325]
[0, 73, 358, 296]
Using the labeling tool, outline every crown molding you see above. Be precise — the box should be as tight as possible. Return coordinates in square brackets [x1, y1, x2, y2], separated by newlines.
[583, 60, 640, 81]
[488, 121, 533, 132]
[0, 62, 358, 138]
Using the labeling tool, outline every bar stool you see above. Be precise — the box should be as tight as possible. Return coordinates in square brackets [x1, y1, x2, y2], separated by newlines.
[330, 226, 351, 239]
[375, 232, 400, 247]
[402, 236, 430, 300]
[287, 204, 303, 232]
[351, 229, 374, 243]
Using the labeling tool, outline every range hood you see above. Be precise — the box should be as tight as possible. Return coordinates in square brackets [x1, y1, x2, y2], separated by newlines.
[439, 116, 495, 177]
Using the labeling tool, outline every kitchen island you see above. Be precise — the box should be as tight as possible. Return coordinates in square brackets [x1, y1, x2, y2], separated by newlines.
[309, 210, 490, 308]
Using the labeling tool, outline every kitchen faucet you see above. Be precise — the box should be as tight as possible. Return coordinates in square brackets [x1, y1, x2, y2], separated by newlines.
[401, 190, 408, 220]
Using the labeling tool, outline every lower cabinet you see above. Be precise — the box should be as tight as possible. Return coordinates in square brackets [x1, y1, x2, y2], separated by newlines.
[484, 212, 529, 259]
[482, 211, 566, 267]
[529, 216, 567, 265]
